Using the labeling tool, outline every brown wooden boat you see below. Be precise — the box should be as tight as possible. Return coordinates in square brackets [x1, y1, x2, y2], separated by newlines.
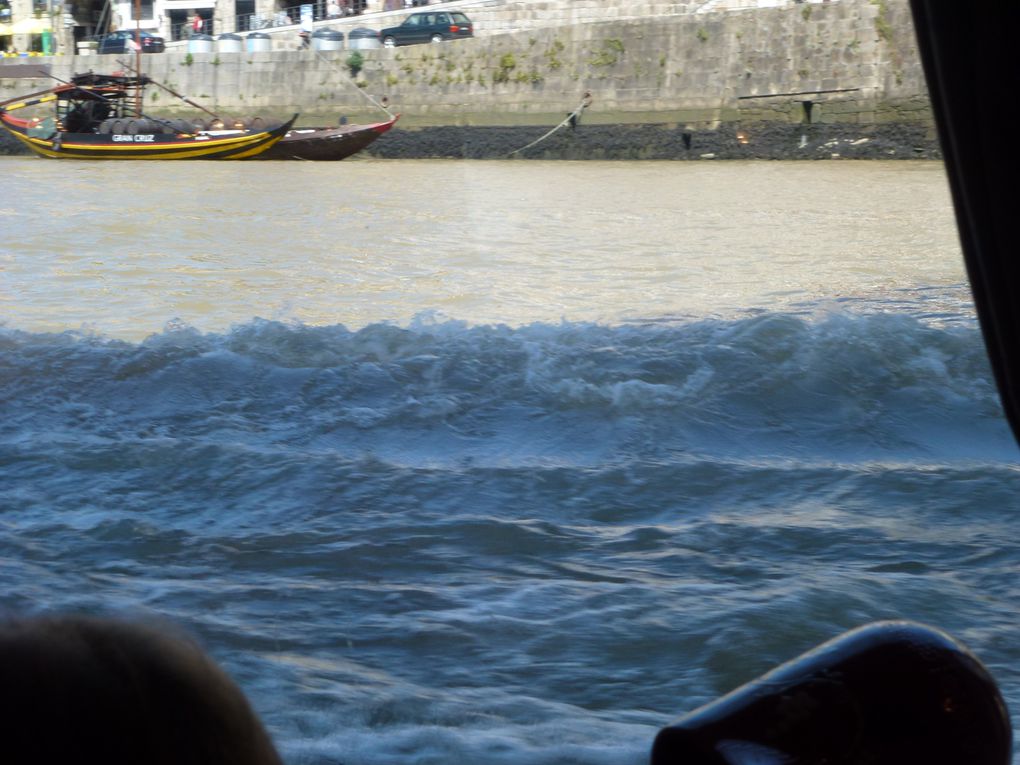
[257, 115, 399, 161]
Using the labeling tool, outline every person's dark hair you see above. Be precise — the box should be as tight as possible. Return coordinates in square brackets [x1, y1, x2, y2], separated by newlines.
[0, 614, 283, 765]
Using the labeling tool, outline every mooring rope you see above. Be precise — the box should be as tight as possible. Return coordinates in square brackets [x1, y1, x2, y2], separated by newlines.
[313, 48, 394, 119]
[507, 91, 592, 157]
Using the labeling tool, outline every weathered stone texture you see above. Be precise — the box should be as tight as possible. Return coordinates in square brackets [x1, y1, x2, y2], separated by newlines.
[1, 0, 935, 157]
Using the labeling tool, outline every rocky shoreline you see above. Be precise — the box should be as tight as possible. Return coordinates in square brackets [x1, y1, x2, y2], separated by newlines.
[366, 121, 942, 160]
[1, 121, 941, 160]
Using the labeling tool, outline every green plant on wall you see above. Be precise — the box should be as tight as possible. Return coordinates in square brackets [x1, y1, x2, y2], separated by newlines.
[513, 69, 543, 84]
[184, 53, 193, 66]
[347, 50, 364, 77]
[493, 52, 516, 84]
[871, 0, 893, 41]
[589, 38, 624, 67]
[545, 38, 565, 69]
[696, 28, 708, 43]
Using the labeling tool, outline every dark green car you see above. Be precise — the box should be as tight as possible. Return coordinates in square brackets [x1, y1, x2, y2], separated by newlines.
[380, 11, 473, 47]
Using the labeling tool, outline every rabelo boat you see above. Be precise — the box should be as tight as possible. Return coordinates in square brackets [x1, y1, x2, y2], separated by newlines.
[0, 72, 295, 160]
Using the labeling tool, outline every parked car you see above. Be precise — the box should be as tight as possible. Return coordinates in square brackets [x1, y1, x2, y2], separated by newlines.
[380, 11, 473, 47]
[97, 30, 166, 54]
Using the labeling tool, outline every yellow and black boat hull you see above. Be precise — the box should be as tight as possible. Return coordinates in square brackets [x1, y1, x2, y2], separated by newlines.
[0, 112, 296, 160]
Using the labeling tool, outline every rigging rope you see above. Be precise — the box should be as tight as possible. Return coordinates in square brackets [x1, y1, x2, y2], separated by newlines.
[507, 92, 592, 157]
[313, 48, 394, 119]
[118, 51, 393, 125]
[117, 58, 225, 122]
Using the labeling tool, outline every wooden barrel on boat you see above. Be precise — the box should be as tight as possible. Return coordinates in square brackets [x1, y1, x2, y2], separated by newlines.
[127, 118, 156, 135]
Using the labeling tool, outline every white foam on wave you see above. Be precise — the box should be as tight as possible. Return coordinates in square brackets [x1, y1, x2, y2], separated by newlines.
[281, 705, 656, 765]
[0, 310, 1012, 466]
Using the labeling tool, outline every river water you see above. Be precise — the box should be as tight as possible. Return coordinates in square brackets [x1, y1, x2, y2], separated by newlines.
[1, 157, 1018, 763]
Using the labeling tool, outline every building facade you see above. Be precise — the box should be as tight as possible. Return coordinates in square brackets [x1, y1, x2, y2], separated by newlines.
[1, 0, 356, 54]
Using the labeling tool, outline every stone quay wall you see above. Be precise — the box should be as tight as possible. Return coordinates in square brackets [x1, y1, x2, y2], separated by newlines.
[1, 0, 937, 158]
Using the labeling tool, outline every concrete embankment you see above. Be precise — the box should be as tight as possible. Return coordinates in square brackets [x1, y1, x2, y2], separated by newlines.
[1, 0, 936, 158]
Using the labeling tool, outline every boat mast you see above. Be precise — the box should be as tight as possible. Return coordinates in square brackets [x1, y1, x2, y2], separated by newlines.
[95, 0, 113, 41]
[134, 0, 142, 114]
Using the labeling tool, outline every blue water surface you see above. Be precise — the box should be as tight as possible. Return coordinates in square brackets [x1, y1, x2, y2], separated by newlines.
[1, 309, 1017, 764]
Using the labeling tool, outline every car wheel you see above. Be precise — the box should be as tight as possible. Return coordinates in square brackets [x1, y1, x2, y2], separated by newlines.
[383, 36, 397, 47]
[430, 33, 443, 43]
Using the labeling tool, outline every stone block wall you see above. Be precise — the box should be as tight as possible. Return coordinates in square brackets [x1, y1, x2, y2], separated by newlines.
[1, 0, 931, 128]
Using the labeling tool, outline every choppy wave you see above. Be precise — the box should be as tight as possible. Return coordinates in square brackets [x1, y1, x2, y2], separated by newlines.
[1, 311, 1013, 466]
[2, 311, 1019, 765]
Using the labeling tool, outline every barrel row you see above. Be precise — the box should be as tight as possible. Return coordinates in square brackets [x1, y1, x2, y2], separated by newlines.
[95, 116, 272, 135]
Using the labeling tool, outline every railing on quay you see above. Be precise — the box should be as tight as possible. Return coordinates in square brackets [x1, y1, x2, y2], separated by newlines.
[167, 0, 440, 41]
